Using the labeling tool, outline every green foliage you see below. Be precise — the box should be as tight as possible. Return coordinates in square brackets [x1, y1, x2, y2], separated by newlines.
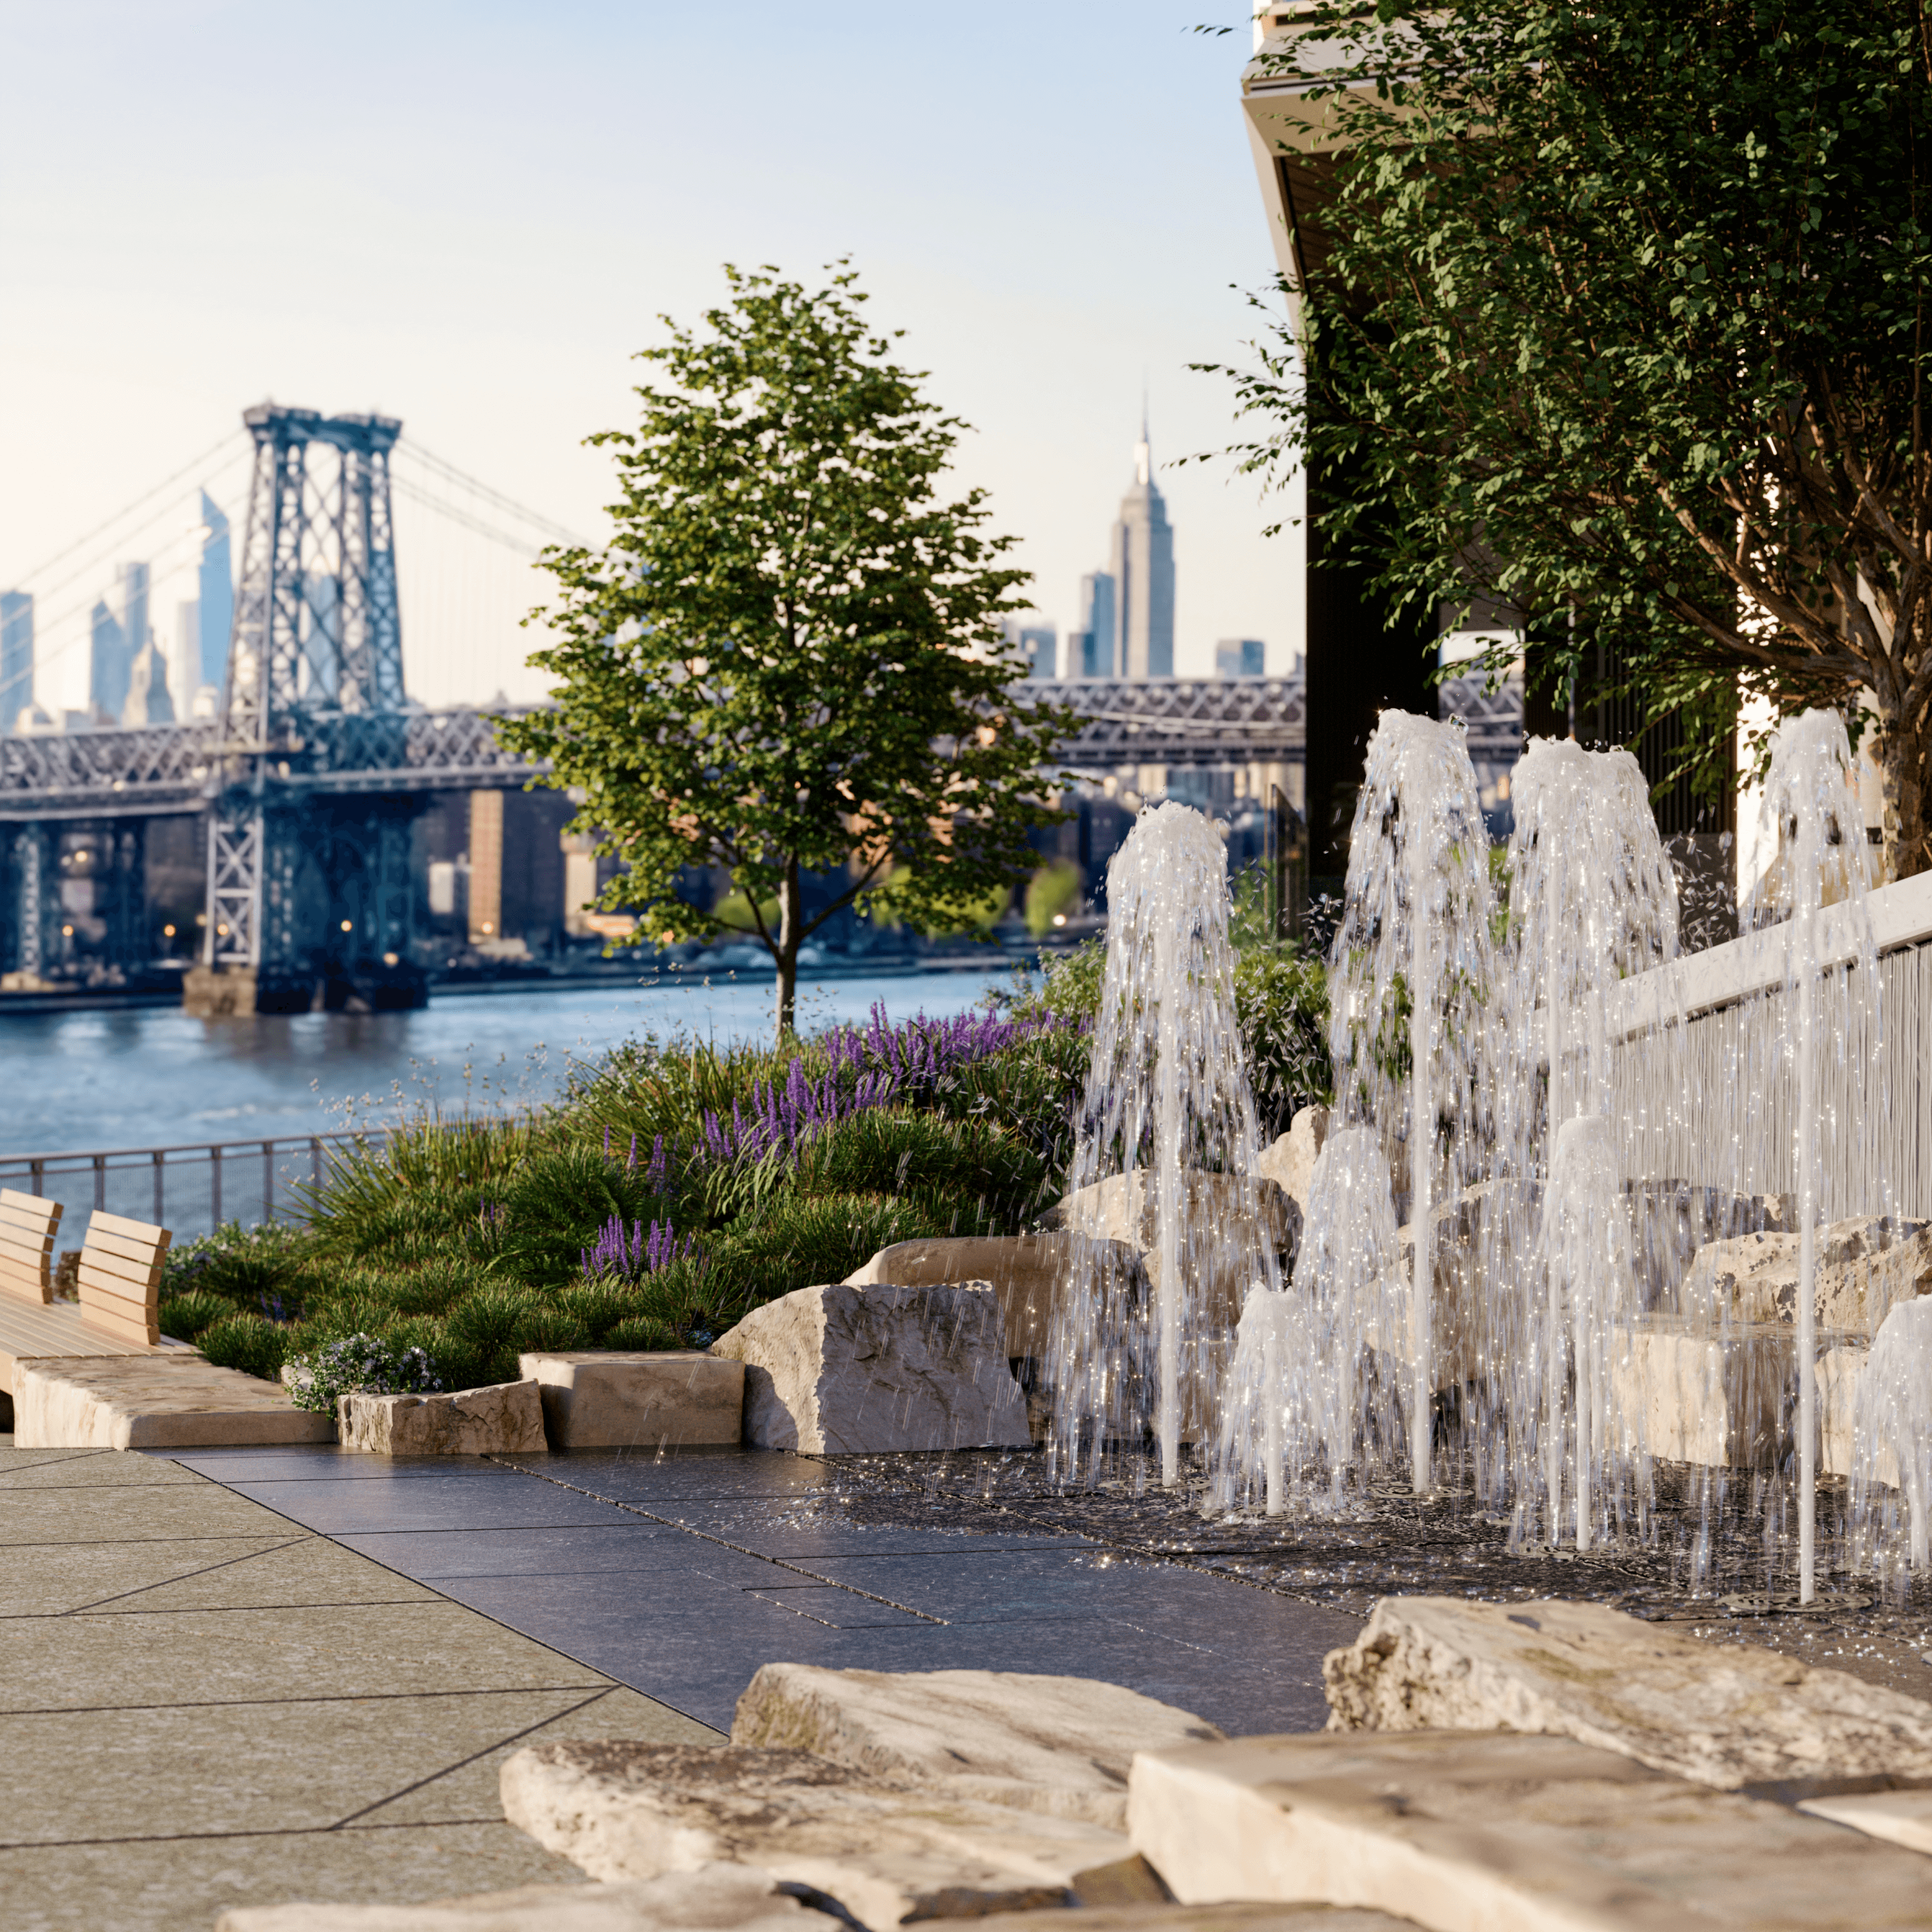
[494, 260, 1082, 1033]
[1222, 0, 1932, 878]
[1023, 860, 1083, 938]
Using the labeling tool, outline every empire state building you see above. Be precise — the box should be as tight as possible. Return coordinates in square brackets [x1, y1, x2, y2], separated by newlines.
[1107, 419, 1175, 679]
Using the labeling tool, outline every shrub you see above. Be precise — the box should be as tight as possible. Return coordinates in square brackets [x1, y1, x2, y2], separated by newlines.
[283, 1331, 443, 1414]
[200, 1312, 295, 1383]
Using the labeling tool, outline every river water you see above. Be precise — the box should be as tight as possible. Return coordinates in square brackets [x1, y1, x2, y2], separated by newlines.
[0, 965, 1020, 1157]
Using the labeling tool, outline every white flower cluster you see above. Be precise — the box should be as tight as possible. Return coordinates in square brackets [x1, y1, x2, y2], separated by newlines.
[286, 1332, 443, 1415]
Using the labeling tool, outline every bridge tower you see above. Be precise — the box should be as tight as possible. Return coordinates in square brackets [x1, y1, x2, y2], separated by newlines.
[194, 404, 423, 1012]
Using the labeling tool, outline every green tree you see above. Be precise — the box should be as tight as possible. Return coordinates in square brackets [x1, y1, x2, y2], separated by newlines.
[1224, 0, 1932, 879]
[499, 264, 1077, 1038]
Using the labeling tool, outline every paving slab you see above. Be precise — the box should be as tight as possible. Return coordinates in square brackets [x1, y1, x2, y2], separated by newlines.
[222, 1471, 640, 1534]
[1128, 1728, 1932, 1931]
[15, 1354, 334, 1448]
[0, 1532, 309, 1617]
[0, 1445, 205, 1487]
[0, 1477, 292, 1544]
[332, 1524, 706, 1579]
[0, 1819, 590, 1932]
[1323, 1594, 1932, 1795]
[69, 1534, 445, 1614]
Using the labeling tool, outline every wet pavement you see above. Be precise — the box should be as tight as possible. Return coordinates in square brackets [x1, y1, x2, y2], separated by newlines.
[168, 1443, 1364, 1736]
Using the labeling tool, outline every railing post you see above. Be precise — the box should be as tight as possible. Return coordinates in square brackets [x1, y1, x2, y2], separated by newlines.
[30, 1157, 43, 1197]
[211, 1144, 221, 1226]
[93, 1153, 105, 1213]
[264, 1140, 274, 1220]
[312, 1136, 321, 1195]
[153, 1148, 164, 1224]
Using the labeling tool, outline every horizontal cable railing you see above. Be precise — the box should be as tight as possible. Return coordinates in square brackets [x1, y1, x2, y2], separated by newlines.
[0, 1130, 380, 1252]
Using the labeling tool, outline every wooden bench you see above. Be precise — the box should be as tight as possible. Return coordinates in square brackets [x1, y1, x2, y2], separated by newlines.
[0, 1193, 186, 1399]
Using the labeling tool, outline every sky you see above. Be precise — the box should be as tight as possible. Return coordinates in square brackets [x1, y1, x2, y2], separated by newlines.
[0, 1, 1303, 711]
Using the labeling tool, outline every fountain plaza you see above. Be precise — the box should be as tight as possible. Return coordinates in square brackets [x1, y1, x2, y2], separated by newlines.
[8, 704, 1932, 1931]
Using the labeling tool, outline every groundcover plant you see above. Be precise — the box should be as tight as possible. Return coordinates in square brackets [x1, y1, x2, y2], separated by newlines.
[156, 914, 1330, 1394]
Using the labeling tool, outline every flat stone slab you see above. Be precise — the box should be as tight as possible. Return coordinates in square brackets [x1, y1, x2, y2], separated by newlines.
[987, 1908, 1421, 1932]
[500, 1740, 1125, 1932]
[730, 1664, 1225, 1829]
[520, 1352, 744, 1449]
[340, 1379, 547, 1455]
[710, 1284, 1028, 1453]
[1322, 1594, 1932, 1796]
[217, 1862, 844, 1931]
[844, 1234, 1144, 1360]
[13, 1354, 334, 1449]
[1128, 1728, 1932, 1931]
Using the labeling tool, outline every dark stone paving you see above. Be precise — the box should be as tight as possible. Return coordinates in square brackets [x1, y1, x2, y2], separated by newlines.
[169, 1444, 1364, 1735]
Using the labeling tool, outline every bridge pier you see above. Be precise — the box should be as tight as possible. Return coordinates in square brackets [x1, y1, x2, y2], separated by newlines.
[1, 824, 57, 989]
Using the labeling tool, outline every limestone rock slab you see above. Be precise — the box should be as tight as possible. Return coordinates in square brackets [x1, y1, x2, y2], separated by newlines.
[729, 1664, 1224, 1829]
[1798, 1784, 1932, 1854]
[710, 1284, 1028, 1453]
[1041, 1170, 1297, 1327]
[520, 1352, 744, 1449]
[1254, 1106, 1328, 1219]
[1677, 1213, 1932, 1335]
[1322, 1593, 1932, 1794]
[216, 1863, 843, 1931]
[13, 1353, 334, 1449]
[981, 1909, 1421, 1932]
[500, 1740, 1125, 1932]
[843, 1234, 1143, 1360]
[1128, 1727, 1932, 1931]
[339, 1378, 547, 1455]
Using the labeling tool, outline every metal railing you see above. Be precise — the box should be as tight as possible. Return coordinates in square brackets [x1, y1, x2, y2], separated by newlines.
[0, 1129, 372, 1251]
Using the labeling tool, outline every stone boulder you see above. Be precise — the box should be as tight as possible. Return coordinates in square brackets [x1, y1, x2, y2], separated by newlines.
[1624, 1181, 1791, 1311]
[499, 1741, 1124, 1932]
[1322, 1594, 1932, 1796]
[843, 1233, 1144, 1361]
[338, 1378, 547, 1455]
[13, 1354, 333, 1450]
[1253, 1106, 1328, 1219]
[709, 1284, 1029, 1453]
[729, 1664, 1224, 1829]
[1675, 1213, 1932, 1336]
[1040, 1170, 1297, 1329]
[215, 1865, 838, 1932]
[520, 1352, 744, 1450]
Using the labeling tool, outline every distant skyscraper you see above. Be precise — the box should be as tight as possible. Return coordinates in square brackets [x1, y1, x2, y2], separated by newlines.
[90, 599, 131, 722]
[117, 559, 150, 659]
[1216, 638, 1265, 678]
[197, 491, 233, 694]
[1073, 572, 1116, 678]
[1106, 417, 1174, 679]
[0, 590, 32, 731]
[1000, 616, 1059, 679]
[125, 637, 176, 725]
[174, 600, 200, 719]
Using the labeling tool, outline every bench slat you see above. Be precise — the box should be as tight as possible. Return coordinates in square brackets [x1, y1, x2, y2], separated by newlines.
[0, 1273, 52, 1310]
[0, 1189, 62, 1227]
[0, 1225, 55, 1257]
[77, 1301, 159, 1348]
[0, 1205, 59, 1242]
[78, 1275, 157, 1325]
[77, 1249, 164, 1295]
[83, 1225, 168, 1269]
[0, 1250, 50, 1288]
[86, 1210, 171, 1253]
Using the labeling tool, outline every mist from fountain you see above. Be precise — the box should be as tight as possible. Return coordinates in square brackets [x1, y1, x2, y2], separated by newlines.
[1222, 1125, 1407, 1514]
[1503, 737, 1677, 1548]
[1747, 709, 1883, 1601]
[1046, 800, 1279, 1490]
[1326, 712, 1497, 1493]
[1854, 1297, 1932, 1571]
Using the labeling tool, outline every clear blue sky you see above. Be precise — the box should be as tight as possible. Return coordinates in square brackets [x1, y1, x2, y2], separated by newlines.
[0, 1, 1299, 704]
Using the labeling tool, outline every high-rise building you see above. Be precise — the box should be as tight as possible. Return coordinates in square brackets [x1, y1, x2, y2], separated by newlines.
[0, 590, 32, 732]
[1072, 572, 1116, 678]
[1216, 637, 1265, 678]
[198, 492, 234, 695]
[1000, 616, 1059, 678]
[89, 599, 131, 722]
[125, 637, 176, 725]
[1106, 418, 1175, 678]
[174, 600, 200, 719]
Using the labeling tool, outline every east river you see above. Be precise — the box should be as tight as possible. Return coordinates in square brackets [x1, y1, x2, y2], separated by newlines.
[0, 964, 1019, 1157]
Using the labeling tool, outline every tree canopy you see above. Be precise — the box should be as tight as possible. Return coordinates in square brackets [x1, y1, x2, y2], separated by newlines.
[1227, 0, 1932, 878]
[498, 263, 1075, 1037]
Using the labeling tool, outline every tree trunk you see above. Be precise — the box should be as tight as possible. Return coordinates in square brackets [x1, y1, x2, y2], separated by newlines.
[1872, 697, 1932, 883]
[774, 855, 804, 1043]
